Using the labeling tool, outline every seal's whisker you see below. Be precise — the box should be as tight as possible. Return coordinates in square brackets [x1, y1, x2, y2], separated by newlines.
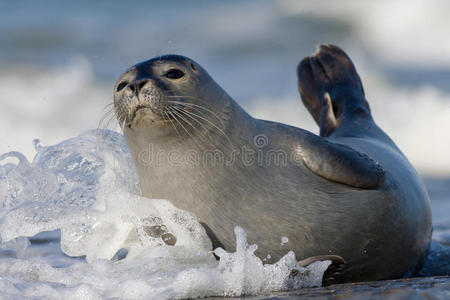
[170, 106, 230, 149]
[168, 107, 203, 138]
[163, 110, 180, 136]
[125, 106, 134, 128]
[169, 103, 235, 151]
[103, 102, 115, 110]
[171, 105, 232, 145]
[167, 101, 212, 120]
[167, 97, 221, 117]
[167, 99, 224, 125]
[170, 105, 208, 132]
[167, 109, 202, 148]
[96, 109, 120, 151]
[168, 102, 213, 126]
[97, 111, 119, 151]
[102, 106, 115, 117]
[98, 108, 114, 128]
[104, 112, 118, 130]
[119, 118, 127, 132]
[169, 106, 219, 147]
[104, 110, 115, 123]
[169, 107, 212, 148]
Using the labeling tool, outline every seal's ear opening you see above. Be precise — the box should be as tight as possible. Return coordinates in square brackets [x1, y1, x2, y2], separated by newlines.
[191, 63, 197, 71]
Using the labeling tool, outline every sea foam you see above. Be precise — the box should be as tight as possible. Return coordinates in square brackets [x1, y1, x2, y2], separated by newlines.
[0, 130, 330, 299]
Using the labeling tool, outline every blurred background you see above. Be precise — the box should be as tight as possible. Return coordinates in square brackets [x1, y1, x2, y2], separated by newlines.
[1, 0, 449, 177]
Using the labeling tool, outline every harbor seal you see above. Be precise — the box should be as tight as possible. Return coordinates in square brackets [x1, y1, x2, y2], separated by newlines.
[113, 44, 432, 284]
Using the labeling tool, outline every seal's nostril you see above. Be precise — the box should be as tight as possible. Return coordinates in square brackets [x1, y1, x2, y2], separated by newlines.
[129, 84, 135, 93]
[138, 81, 147, 91]
[116, 81, 128, 92]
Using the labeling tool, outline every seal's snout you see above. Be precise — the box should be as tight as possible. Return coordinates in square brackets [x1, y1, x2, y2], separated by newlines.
[114, 75, 167, 128]
[115, 78, 155, 97]
[139, 80, 164, 111]
[128, 79, 148, 95]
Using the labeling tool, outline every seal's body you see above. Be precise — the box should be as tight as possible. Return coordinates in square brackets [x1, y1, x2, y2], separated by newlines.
[114, 45, 432, 283]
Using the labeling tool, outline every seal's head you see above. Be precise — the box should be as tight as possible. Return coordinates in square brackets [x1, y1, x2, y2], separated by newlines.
[114, 55, 231, 140]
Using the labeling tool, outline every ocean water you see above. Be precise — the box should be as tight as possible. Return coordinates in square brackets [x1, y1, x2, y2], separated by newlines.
[0, 0, 449, 298]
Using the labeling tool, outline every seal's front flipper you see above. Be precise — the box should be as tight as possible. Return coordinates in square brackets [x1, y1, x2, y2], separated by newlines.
[299, 132, 385, 189]
[297, 44, 369, 137]
[298, 254, 345, 267]
[299, 255, 345, 286]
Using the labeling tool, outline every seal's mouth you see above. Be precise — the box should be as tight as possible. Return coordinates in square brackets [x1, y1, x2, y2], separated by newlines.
[129, 105, 159, 124]
[127, 104, 173, 128]
[132, 105, 152, 120]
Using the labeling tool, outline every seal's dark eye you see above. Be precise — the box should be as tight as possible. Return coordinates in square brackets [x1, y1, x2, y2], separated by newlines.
[165, 69, 184, 79]
[116, 81, 128, 92]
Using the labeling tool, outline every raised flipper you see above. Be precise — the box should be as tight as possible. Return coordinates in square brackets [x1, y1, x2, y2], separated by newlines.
[295, 44, 384, 188]
[297, 44, 370, 137]
[298, 131, 385, 189]
[298, 255, 345, 286]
